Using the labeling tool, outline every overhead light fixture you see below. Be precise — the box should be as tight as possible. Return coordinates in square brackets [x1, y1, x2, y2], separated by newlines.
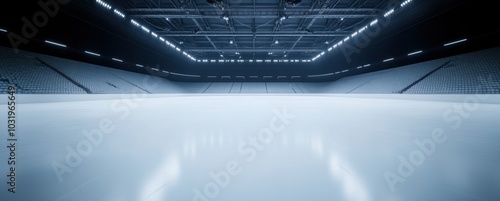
[383, 58, 394, 62]
[141, 26, 150, 33]
[0, 28, 7, 33]
[444, 38, 467, 46]
[408, 50, 423, 56]
[45, 40, 67, 48]
[131, 19, 140, 27]
[275, 40, 279, 44]
[136, 64, 144, 67]
[96, 0, 112, 10]
[220, 54, 224, 57]
[401, 0, 413, 7]
[85, 51, 100, 57]
[179, 41, 184, 44]
[229, 40, 233, 44]
[112, 58, 123, 62]
[166, 18, 170, 21]
[280, 15, 287, 21]
[113, 9, 125, 18]
[221, 15, 229, 21]
[384, 9, 395, 17]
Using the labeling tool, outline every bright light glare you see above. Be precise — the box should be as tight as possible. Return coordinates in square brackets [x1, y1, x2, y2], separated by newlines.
[384, 9, 394, 17]
[141, 26, 150, 33]
[401, 0, 413, 7]
[96, 0, 112, 9]
[113, 9, 125, 18]
[131, 20, 140, 26]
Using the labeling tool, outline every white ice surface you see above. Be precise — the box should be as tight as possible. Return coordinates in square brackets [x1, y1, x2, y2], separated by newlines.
[0, 94, 499, 201]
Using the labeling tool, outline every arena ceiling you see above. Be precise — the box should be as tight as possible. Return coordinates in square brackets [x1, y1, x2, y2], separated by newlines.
[112, 0, 394, 60]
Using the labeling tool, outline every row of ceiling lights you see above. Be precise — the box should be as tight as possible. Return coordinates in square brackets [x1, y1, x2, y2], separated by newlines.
[0, 25, 469, 79]
[0, 0, 466, 71]
[96, 0, 417, 62]
[313, 0, 414, 61]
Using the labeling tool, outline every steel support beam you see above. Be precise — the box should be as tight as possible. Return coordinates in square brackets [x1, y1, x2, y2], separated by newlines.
[130, 14, 377, 19]
[127, 8, 381, 12]
[157, 31, 350, 37]
[184, 49, 322, 52]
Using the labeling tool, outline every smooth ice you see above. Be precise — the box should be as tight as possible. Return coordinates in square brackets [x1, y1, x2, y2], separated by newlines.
[0, 94, 499, 201]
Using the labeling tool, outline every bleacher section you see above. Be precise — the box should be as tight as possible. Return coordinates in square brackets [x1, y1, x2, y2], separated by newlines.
[300, 57, 450, 94]
[405, 48, 500, 94]
[0, 46, 499, 94]
[0, 48, 85, 94]
[38, 55, 154, 94]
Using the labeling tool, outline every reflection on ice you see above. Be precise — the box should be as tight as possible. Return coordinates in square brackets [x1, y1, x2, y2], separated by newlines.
[329, 153, 370, 201]
[141, 154, 181, 201]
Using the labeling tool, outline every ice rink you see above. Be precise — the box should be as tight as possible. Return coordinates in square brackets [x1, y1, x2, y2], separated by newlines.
[1, 94, 499, 201]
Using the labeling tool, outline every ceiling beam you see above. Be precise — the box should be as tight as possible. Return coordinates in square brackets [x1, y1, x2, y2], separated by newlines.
[184, 49, 322, 53]
[130, 14, 377, 19]
[156, 31, 350, 37]
[126, 8, 381, 12]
